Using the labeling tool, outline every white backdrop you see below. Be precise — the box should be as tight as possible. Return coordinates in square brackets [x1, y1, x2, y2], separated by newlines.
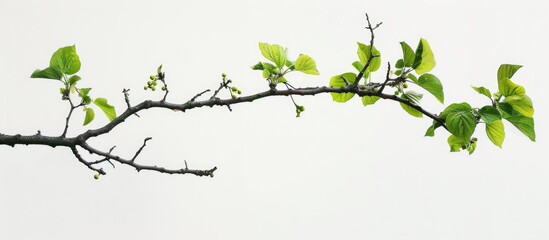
[1, 0, 547, 239]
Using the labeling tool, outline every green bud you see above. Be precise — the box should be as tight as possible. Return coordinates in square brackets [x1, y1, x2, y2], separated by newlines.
[231, 93, 236, 99]
[150, 75, 156, 80]
[157, 65, 163, 74]
[147, 81, 153, 86]
[93, 173, 100, 180]
[151, 86, 156, 91]
[144, 86, 148, 90]
[222, 73, 227, 78]
[237, 90, 242, 94]
[231, 86, 238, 92]
[161, 86, 166, 91]
[403, 83, 409, 88]
[394, 90, 400, 95]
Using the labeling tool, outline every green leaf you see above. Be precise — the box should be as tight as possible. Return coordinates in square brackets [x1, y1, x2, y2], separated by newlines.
[251, 62, 264, 70]
[425, 125, 435, 137]
[471, 86, 492, 99]
[352, 61, 370, 79]
[486, 120, 505, 148]
[83, 107, 95, 126]
[448, 135, 467, 152]
[478, 106, 501, 124]
[443, 103, 476, 140]
[440, 102, 473, 119]
[79, 87, 91, 97]
[294, 54, 319, 75]
[406, 73, 418, 83]
[357, 43, 381, 72]
[329, 72, 356, 103]
[499, 78, 525, 98]
[467, 140, 477, 154]
[497, 64, 522, 83]
[506, 95, 534, 117]
[400, 42, 415, 67]
[498, 102, 535, 141]
[30, 67, 63, 80]
[361, 96, 380, 106]
[395, 59, 404, 69]
[50, 45, 81, 75]
[93, 98, 116, 121]
[68, 75, 81, 86]
[258, 42, 286, 68]
[277, 76, 287, 83]
[417, 73, 444, 103]
[400, 91, 424, 118]
[412, 38, 435, 74]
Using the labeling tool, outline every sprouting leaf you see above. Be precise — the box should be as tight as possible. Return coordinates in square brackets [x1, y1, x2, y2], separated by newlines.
[471, 86, 492, 99]
[505, 95, 534, 117]
[417, 73, 444, 103]
[251, 62, 264, 70]
[79, 88, 92, 97]
[83, 107, 95, 126]
[329, 72, 356, 103]
[498, 102, 535, 141]
[357, 42, 381, 72]
[294, 54, 319, 75]
[467, 140, 477, 154]
[68, 75, 81, 86]
[258, 42, 286, 68]
[30, 67, 63, 80]
[412, 38, 435, 74]
[395, 59, 404, 69]
[478, 106, 501, 124]
[93, 98, 116, 121]
[486, 120, 505, 148]
[362, 96, 380, 106]
[49, 45, 81, 75]
[400, 41, 415, 67]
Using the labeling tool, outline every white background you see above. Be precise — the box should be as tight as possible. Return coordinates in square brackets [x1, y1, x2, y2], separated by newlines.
[1, 0, 547, 239]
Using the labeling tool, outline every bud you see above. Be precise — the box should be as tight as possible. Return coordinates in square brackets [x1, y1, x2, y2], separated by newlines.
[150, 75, 156, 80]
[151, 86, 156, 91]
[222, 73, 227, 78]
[403, 83, 409, 88]
[93, 173, 100, 180]
[144, 86, 148, 90]
[161, 86, 166, 91]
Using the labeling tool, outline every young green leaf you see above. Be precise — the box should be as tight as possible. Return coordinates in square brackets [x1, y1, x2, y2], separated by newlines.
[471, 86, 492, 99]
[412, 38, 435, 74]
[329, 72, 356, 103]
[400, 91, 424, 118]
[395, 59, 404, 69]
[68, 75, 81, 86]
[400, 41, 415, 67]
[499, 78, 525, 98]
[93, 98, 116, 121]
[258, 42, 286, 68]
[83, 107, 95, 126]
[442, 103, 476, 140]
[352, 61, 370, 79]
[486, 120, 505, 148]
[498, 102, 535, 141]
[50, 45, 81, 75]
[406, 73, 418, 83]
[497, 64, 522, 83]
[251, 62, 264, 70]
[30, 67, 63, 80]
[478, 106, 501, 124]
[357, 42, 381, 72]
[447, 135, 467, 152]
[425, 125, 436, 137]
[467, 140, 477, 155]
[417, 73, 444, 103]
[505, 95, 534, 117]
[361, 96, 380, 106]
[294, 54, 319, 75]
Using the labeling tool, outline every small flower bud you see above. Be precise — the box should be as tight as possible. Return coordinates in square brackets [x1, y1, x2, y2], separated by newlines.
[144, 86, 149, 90]
[161, 86, 166, 91]
[222, 73, 227, 78]
[93, 173, 100, 180]
[150, 75, 156, 80]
